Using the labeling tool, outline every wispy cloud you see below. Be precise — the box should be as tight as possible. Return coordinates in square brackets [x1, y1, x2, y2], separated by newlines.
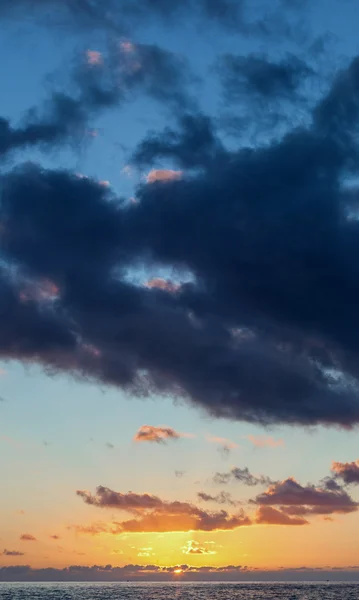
[197, 491, 237, 506]
[2, 549, 25, 556]
[19, 534, 37, 542]
[214, 467, 274, 487]
[246, 435, 284, 448]
[181, 540, 217, 555]
[206, 436, 238, 456]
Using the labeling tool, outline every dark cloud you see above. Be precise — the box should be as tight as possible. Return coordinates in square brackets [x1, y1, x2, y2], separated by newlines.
[3, 55, 359, 428]
[133, 425, 186, 444]
[198, 491, 237, 506]
[1, 564, 359, 582]
[218, 53, 313, 102]
[0, 44, 193, 159]
[76, 486, 250, 533]
[132, 113, 224, 170]
[0, 0, 306, 38]
[331, 460, 359, 485]
[213, 467, 275, 487]
[253, 478, 358, 516]
[2, 549, 25, 556]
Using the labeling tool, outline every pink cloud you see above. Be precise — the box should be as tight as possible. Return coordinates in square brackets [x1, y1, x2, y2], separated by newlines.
[145, 279, 181, 293]
[206, 435, 238, 450]
[247, 435, 284, 448]
[86, 50, 103, 66]
[146, 170, 183, 184]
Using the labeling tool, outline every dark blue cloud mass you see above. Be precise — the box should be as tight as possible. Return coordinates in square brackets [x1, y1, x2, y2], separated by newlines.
[2, 17, 359, 427]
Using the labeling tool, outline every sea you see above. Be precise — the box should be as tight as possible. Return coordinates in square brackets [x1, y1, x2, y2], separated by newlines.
[0, 582, 358, 600]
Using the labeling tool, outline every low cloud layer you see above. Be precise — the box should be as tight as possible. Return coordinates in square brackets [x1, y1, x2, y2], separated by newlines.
[1, 564, 359, 582]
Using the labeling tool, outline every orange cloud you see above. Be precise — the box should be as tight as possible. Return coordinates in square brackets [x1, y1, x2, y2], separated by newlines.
[134, 425, 191, 444]
[247, 435, 284, 448]
[75, 487, 251, 534]
[255, 506, 308, 526]
[146, 169, 183, 184]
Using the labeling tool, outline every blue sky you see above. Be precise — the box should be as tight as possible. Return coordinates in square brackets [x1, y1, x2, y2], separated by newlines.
[1, 0, 359, 581]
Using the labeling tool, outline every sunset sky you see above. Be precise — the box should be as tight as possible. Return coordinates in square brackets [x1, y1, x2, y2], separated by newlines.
[1, 0, 359, 582]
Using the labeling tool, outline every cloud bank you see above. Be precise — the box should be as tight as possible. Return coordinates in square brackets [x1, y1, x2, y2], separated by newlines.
[1, 564, 359, 582]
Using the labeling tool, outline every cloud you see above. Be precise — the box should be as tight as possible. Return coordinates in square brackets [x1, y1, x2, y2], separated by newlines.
[137, 547, 154, 558]
[49, 535, 61, 540]
[0, 54, 120, 158]
[206, 436, 238, 451]
[105, 442, 115, 450]
[133, 425, 191, 444]
[181, 540, 217, 555]
[197, 491, 237, 506]
[2, 549, 25, 556]
[331, 460, 359, 485]
[0, 0, 305, 38]
[19, 534, 36, 542]
[0, 43, 194, 159]
[217, 52, 314, 109]
[75, 486, 251, 533]
[144, 279, 181, 293]
[253, 478, 358, 516]
[1, 564, 359, 582]
[4, 55, 359, 428]
[247, 435, 284, 448]
[175, 471, 185, 478]
[255, 506, 308, 526]
[146, 170, 183, 184]
[214, 467, 274, 487]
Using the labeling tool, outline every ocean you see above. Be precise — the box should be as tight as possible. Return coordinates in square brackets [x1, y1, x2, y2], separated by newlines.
[0, 582, 358, 600]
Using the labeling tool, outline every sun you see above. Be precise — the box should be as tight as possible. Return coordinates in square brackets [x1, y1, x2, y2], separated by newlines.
[174, 569, 183, 575]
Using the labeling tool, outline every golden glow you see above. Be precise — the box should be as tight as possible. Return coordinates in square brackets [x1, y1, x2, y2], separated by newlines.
[174, 569, 183, 574]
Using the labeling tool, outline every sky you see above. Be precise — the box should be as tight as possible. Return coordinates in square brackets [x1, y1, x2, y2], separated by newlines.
[1, 0, 359, 583]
